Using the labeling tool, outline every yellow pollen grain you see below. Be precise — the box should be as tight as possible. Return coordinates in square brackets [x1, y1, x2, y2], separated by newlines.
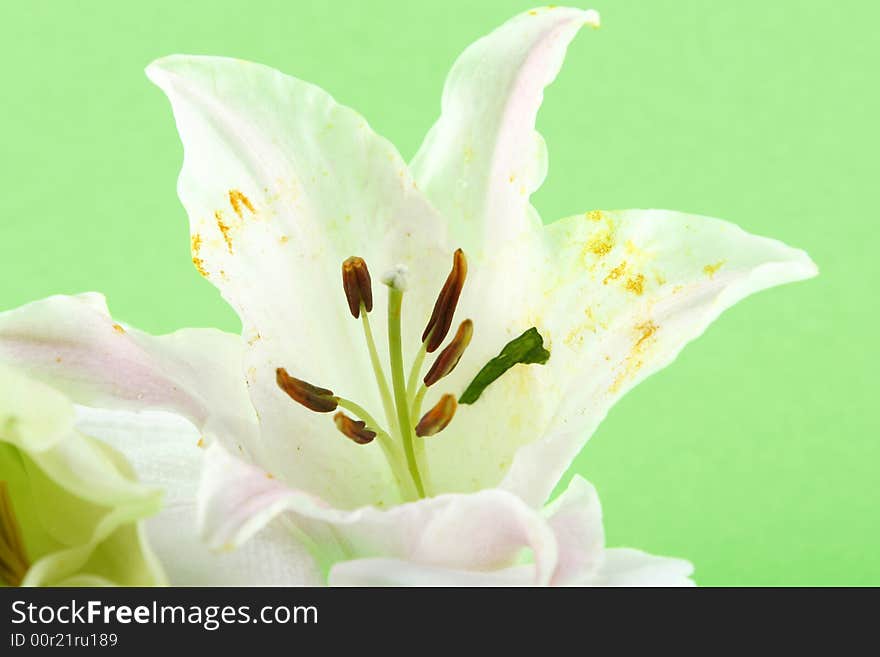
[197, 438, 205, 448]
[634, 320, 658, 349]
[215, 210, 234, 254]
[529, 10, 537, 15]
[703, 260, 726, 278]
[190, 233, 209, 278]
[610, 320, 659, 393]
[112, 323, 125, 334]
[586, 210, 603, 222]
[586, 229, 614, 257]
[228, 189, 255, 218]
[564, 307, 598, 348]
[279, 235, 290, 244]
[265, 472, 274, 479]
[603, 261, 627, 284]
[509, 174, 516, 183]
[625, 273, 646, 295]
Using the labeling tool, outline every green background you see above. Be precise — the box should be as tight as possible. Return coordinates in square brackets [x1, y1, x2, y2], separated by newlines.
[1, 0, 876, 585]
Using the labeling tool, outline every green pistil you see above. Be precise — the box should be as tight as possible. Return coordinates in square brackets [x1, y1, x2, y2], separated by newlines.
[387, 287, 426, 498]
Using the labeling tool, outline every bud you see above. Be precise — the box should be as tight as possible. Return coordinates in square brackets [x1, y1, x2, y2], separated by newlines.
[422, 249, 467, 352]
[275, 368, 338, 413]
[423, 319, 473, 387]
[415, 394, 457, 437]
[342, 256, 373, 318]
[333, 412, 376, 445]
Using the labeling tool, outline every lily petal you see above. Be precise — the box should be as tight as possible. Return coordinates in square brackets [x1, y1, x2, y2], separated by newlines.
[411, 6, 599, 254]
[500, 209, 818, 505]
[593, 549, 695, 587]
[76, 407, 322, 585]
[148, 55, 454, 507]
[0, 361, 74, 453]
[329, 558, 534, 586]
[199, 443, 559, 585]
[0, 294, 258, 451]
[543, 475, 604, 586]
[425, 209, 815, 501]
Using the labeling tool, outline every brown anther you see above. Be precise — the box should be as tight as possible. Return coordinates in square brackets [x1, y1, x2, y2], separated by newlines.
[423, 319, 473, 387]
[276, 368, 338, 413]
[415, 394, 458, 437]
[422, 249, 467, 352]
[333, 412, 377, 445]
[342, 257, 373, 318]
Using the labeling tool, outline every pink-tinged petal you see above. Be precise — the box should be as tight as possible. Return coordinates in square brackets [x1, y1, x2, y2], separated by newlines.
[543, 475, 604, 586]
[592, 549, 695, 587]
[199, 443, 559, 585]
[329, 559, 535, 587]
[0, 294, 258, 450]
[541, 476, 693, 586]
[411, 7, 600, 255]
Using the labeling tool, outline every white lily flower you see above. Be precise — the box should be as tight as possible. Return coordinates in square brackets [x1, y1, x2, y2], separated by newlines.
[0, 363, 166, 586]
[0, 7, 815, 585]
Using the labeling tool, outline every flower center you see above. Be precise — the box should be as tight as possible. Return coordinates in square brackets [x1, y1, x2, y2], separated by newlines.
[0, 480, 30, 586]
[276, 250, 471, 501]
[276, 248, 551, 502]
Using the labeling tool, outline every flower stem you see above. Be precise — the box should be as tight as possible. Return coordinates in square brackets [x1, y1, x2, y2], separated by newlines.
[360, 308, 397, 435]
[387, 288, 426, 498]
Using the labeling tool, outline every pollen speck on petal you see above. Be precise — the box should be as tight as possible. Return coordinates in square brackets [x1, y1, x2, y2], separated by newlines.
[228, 189, 255, 218]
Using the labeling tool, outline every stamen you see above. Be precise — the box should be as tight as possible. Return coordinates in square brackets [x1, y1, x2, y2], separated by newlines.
[342, 256, 373, 318]
[423, 319, 473, 387]
[275, 368, 338, 413]
[0, 481, 29, 587]
[415, 394, 458, 437]
[422, 249, 467, 352]
[333, 412, 376, 444]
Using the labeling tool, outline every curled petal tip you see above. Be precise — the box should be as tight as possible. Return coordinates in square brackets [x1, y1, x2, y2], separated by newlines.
[583, 9, 600, 28]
